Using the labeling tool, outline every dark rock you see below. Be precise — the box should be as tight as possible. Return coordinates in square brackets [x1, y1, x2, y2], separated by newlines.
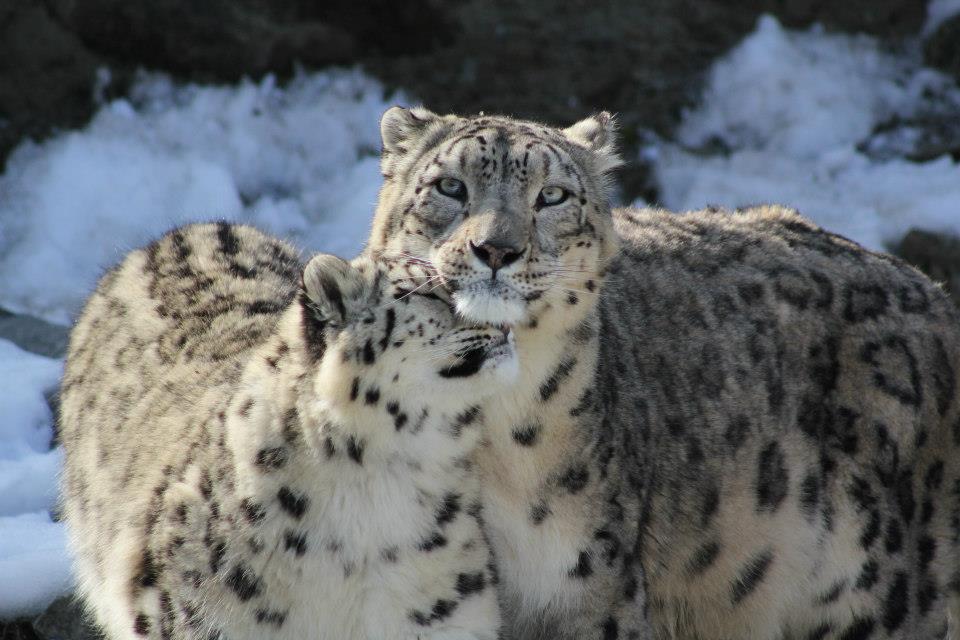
[44, 0, 460, 83]
[766, 0, 927, 37]
[45, 0, 360, 82]
[893, 229, 960, 304]
[924, 14, 960, 81]
[31, 596, 101, 640]
[0, 309, 70, 360]
[0, 620, 42, 640]
[0, 0, 110, 173]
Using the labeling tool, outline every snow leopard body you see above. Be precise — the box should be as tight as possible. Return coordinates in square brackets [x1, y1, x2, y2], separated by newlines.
[60, 222, 515, 639]
[367, 106, 960, 640]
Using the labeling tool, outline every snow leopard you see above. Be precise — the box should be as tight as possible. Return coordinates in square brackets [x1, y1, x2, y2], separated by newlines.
[59, 222, 516, 639]
[366, 106, 960, 640]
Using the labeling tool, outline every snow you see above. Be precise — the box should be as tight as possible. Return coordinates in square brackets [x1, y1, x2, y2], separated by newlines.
[925, 0, 960, 35]
[0, 340, 69, 617]
[0, 69, 399, 325]
[654, 15, 960, 250]
[0, 513, 72, 619]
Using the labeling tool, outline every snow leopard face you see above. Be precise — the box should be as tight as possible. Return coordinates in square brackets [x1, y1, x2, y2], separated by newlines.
[368, 107, 622, 326]
[300, 254, 518, 416]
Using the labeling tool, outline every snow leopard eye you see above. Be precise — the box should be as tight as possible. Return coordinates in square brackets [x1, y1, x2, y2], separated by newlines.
[436, 177, 467, 201]
[537, 186, 568, 207]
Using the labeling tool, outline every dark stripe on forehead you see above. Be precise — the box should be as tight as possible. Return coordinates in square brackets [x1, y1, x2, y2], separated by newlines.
[447, 133, 480, 149]
[570, 167, 586, 194]
[420, 126, 451, 159]
[440, 132, 485, 164]
[543, 143, 564, 163]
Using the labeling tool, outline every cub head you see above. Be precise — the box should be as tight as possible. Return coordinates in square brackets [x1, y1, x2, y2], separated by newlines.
[298, 253, 518, 415]
[368, 107, 621, 326]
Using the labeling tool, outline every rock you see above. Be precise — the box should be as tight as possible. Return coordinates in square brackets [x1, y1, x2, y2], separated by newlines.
[45, 0, 359, 82]
[924, 14, 960, 81]
[893, 229, 960, 304]
[0, 0, 110, 172]
[0, 620, 42, 640]
[44, 0, 459, 83]
[766, 0, 927, 37]
[0, 309, 70, 360]
[31, 597, 100, 640]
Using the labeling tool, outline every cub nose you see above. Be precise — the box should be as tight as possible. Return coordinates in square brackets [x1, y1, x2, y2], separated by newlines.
[470, 241, 524, 274]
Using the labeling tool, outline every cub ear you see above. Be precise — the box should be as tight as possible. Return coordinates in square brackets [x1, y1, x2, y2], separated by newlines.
[301, 254, 367, 325]
[562, 112, 622, 174]
[380, 106, 439, 157]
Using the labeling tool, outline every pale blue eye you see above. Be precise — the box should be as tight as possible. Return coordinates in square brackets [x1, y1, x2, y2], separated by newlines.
[436, 178, 467, 200]
[538, 186, 568, 206]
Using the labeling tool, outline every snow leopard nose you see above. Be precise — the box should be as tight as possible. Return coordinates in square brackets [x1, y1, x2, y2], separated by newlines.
[470, 240, 524, 276]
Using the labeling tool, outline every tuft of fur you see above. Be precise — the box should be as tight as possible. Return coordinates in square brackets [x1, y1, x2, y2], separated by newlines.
[60, 222, 515, 639]
[366, 106, 960, 640]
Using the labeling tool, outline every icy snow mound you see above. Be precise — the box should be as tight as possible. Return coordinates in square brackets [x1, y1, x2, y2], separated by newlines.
[654, 15, 960, 251]
[0, 69, 399, 325]
[925, 0, 960, 35]
[0, 339, 70, 617]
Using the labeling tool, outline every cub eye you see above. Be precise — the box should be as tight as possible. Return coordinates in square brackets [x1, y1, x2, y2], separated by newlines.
[436, 177, 467, 200]
[537, 186, 568, 207]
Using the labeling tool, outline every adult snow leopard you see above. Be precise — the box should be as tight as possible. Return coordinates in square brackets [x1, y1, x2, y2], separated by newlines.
[60, 223, 516, 639]
[367, 106, 960, 640]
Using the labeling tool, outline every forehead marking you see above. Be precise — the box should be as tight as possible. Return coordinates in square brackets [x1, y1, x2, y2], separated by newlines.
[543, 143, 563, 163]
[541, 151, 552, 175]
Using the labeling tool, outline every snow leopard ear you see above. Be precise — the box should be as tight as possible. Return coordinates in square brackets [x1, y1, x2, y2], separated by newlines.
[380, 106, 440, 158]
[562, 112, 622, 174]
[301, 254, 368, 326]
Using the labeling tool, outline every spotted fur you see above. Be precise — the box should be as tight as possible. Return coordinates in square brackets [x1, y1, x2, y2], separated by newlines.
[60, 223, 515, 639]
[367, 107, 960, 640]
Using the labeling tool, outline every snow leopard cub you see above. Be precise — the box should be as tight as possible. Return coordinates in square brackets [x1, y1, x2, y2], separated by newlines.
[60, 223, 515, 640]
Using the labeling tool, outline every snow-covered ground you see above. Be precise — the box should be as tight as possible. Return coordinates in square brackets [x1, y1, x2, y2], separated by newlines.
[0, 341, 67, 618]
[0, 69, 398, 325]
[2, 9, 960, 619]
[653, 15, 960, 251]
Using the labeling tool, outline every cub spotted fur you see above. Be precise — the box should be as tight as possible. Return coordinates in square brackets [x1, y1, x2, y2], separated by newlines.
[60, 223, 514, 639]
[367, 107, 960, 639]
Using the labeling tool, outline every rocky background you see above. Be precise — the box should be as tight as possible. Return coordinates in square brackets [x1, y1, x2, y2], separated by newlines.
[2, 1, 959, 637]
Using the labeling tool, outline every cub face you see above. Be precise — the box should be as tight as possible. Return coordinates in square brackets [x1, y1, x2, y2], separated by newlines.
[299, 254, 518, 416]
[368, 107, 622, 326]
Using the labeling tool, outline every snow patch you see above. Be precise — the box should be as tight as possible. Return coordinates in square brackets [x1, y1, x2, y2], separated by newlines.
[654, 15, 960, 250]
[0, 512, 72, 618]
[0, 69, 401, 324]
[0, 339, 69, 617]
[924, 0, 960, 35]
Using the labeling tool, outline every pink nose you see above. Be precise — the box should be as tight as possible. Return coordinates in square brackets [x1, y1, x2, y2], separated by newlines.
[470, 241, 524, 273]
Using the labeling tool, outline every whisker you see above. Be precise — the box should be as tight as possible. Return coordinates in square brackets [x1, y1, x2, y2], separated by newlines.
[376, 278, 436, 309]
